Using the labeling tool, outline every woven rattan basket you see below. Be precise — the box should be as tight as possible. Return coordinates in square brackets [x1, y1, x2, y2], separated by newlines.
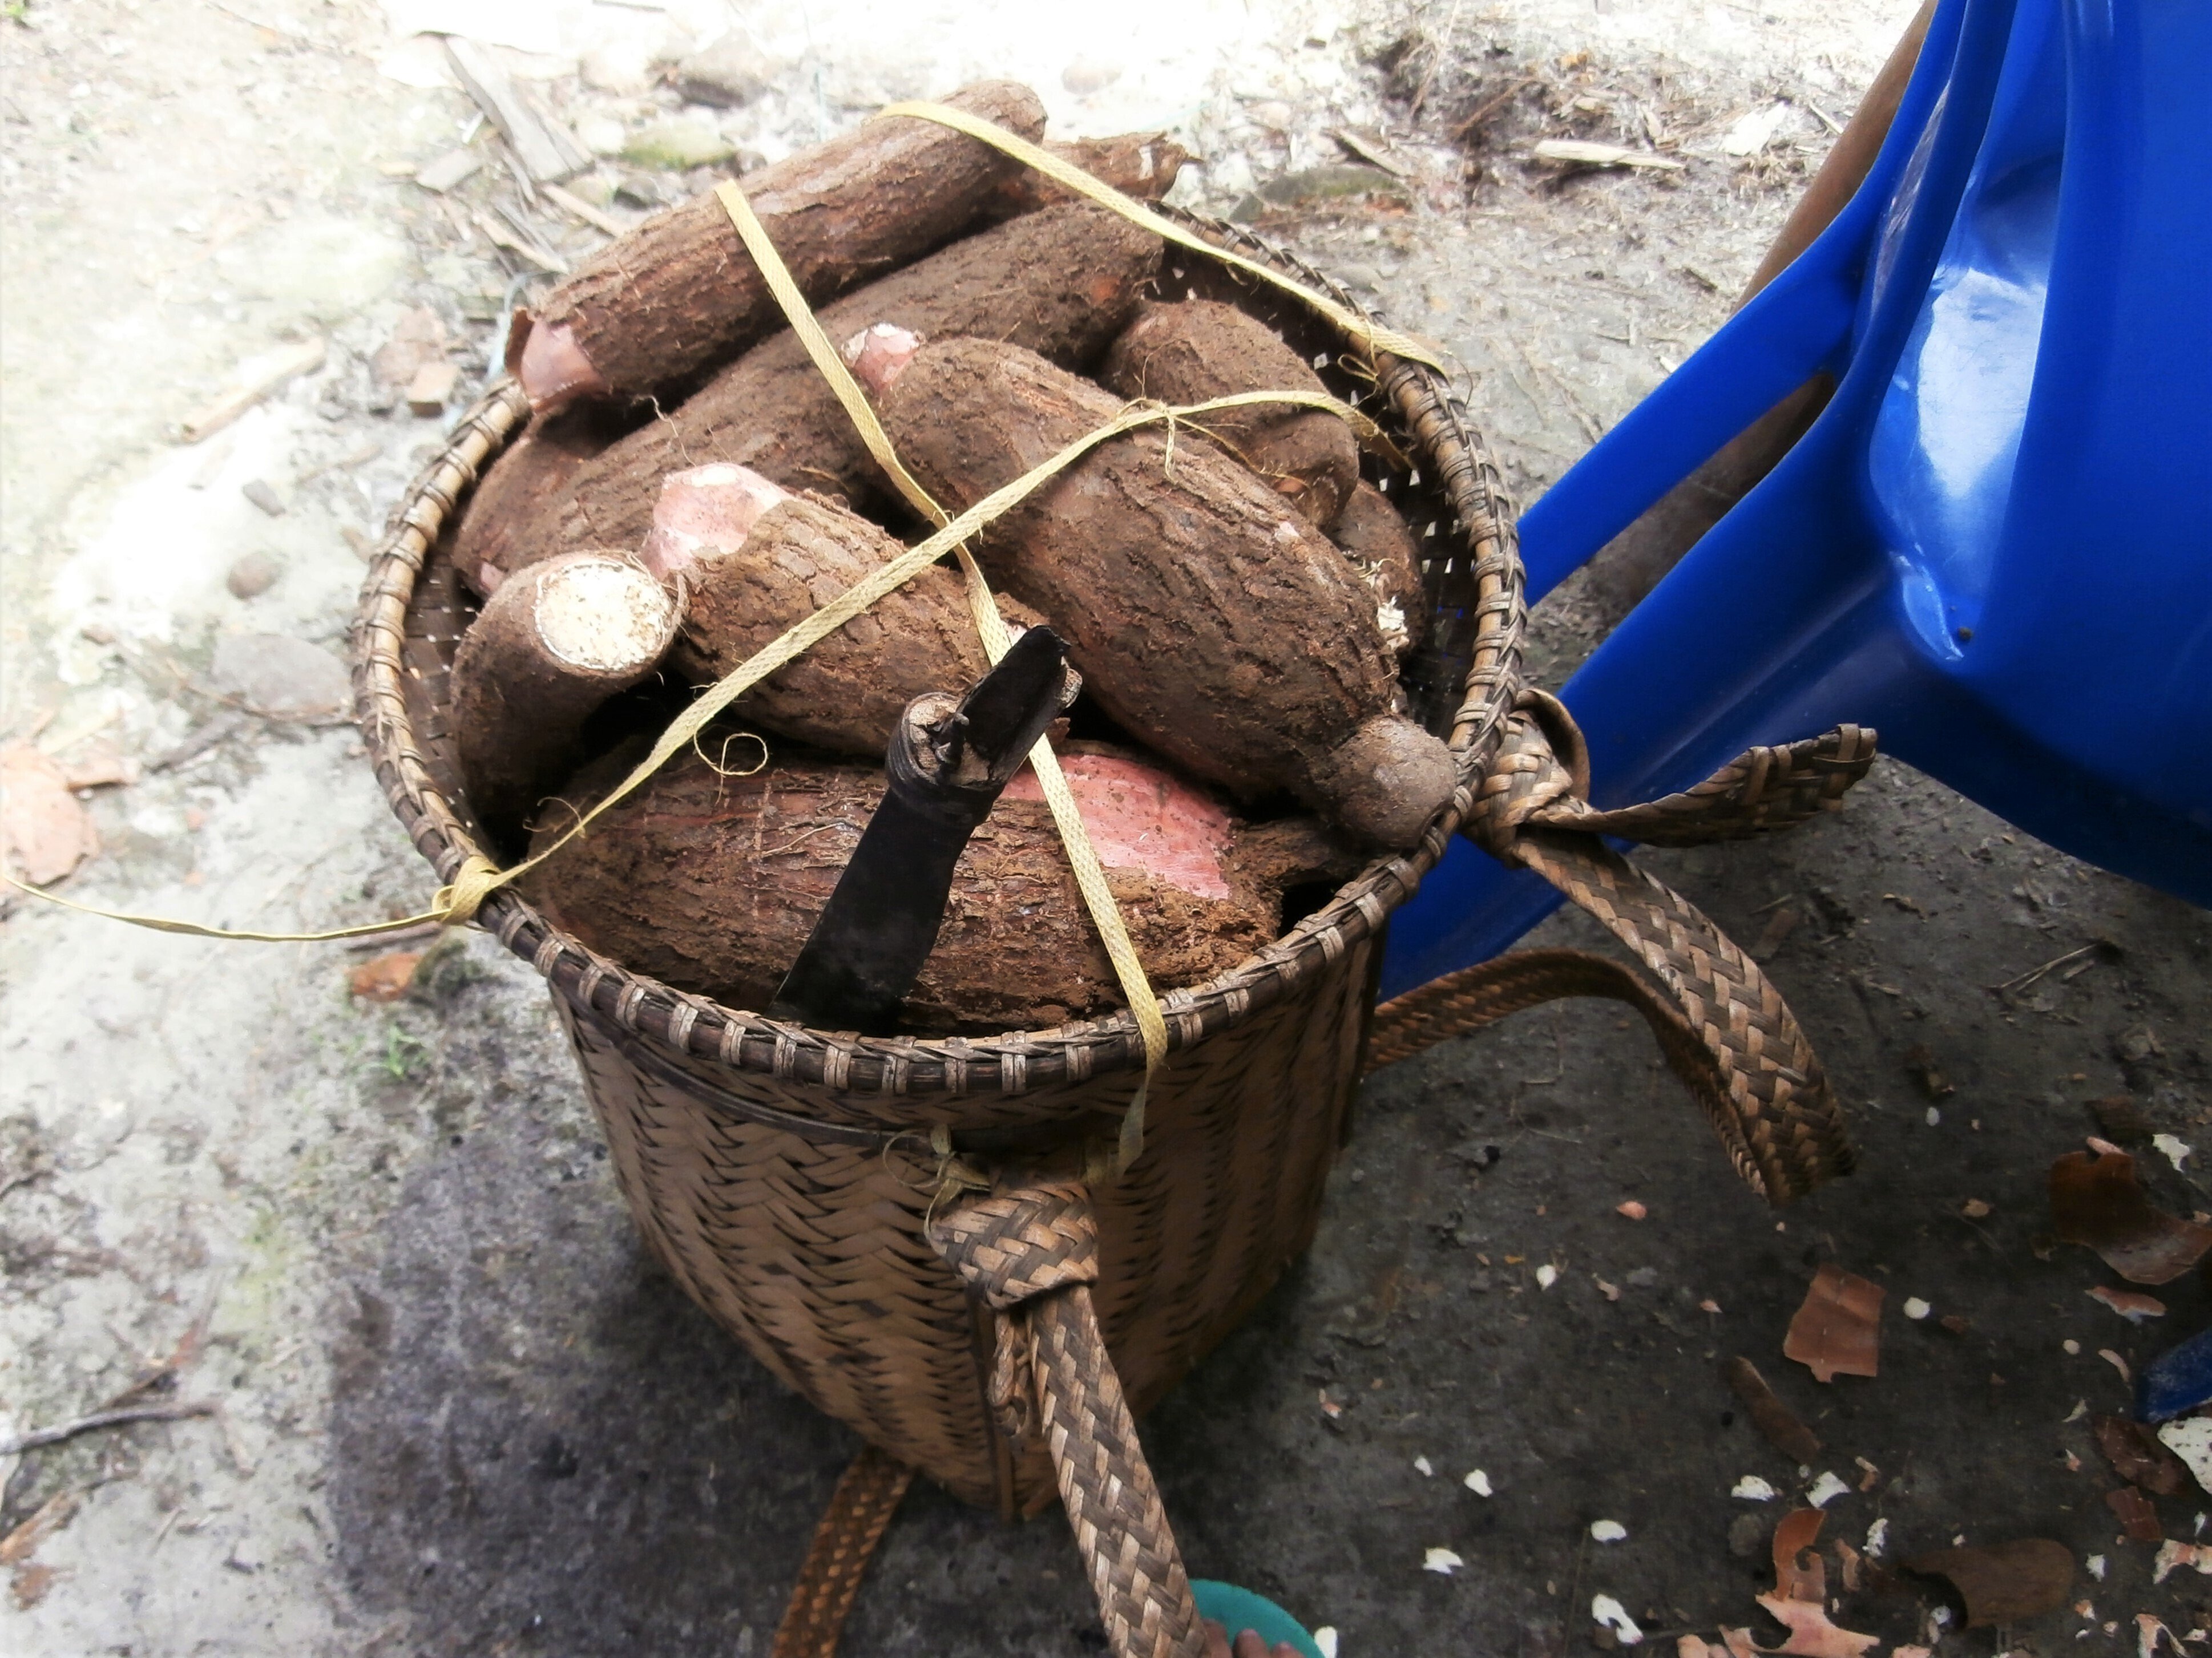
[354, 213, 1523, 1652]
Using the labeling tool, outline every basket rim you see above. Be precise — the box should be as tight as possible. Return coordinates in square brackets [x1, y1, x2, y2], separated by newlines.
[350, 208, 1527, 1109]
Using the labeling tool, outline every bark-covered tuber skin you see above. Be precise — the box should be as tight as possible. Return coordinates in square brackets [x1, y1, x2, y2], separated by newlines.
[979, 132, 1192, 221]
[1099, 298, 1362, 527]
[1329, 479, 1429, 660]
[451, 550, 680, 843]
[522, 746, 1281, 1034]
[877, 338, 1457, 848]
[477, 203, 1162, 592]
[656, 465, 1040, 758]
[516, 80, 1048, 413]
[451, 406, 629, 600]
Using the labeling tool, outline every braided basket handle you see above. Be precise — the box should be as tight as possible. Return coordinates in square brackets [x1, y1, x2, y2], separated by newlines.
[930, 1179, 1209, 1658]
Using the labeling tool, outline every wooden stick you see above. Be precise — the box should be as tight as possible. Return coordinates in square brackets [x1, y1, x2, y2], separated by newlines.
[0, 1399, 217, 1458]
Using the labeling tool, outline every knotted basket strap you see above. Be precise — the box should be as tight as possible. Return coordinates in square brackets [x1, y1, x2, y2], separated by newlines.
[930, 1180, 1206, 1658]
[1423, 694, 1866, 1204]
[772, 1443, 916, 1658]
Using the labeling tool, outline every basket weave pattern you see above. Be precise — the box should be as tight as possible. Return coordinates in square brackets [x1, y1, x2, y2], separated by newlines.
[352, 215, 1519, 1519]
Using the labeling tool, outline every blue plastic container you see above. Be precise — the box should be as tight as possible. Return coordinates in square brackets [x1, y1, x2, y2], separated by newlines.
[1385, 0, 2211, 997]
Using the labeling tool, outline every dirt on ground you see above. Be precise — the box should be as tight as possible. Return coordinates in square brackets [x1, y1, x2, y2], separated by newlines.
[2, 2, 2208, 1656]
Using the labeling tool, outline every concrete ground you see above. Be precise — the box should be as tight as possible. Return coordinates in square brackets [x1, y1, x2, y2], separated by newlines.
[3, 2, 2208, 1655]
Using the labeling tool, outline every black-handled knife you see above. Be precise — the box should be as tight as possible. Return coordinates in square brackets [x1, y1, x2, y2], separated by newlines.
[770, 626, 1073, 1033]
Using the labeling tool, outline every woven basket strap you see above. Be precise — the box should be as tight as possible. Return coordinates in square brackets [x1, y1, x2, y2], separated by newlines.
[931, 1181, 1206, 1658]
[770, 1442, 915, 1658]
[1424, 696, 1862, 1205]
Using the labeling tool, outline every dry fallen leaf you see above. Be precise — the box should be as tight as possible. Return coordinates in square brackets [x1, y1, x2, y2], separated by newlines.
[1903, 1538, 2074, 1625]
[2050, 1147, 2212, 1284]
[59, 738, 138, 791]
[2155, 1540, 2212, 1584]
[1784, 1265, 1884, 1382]
[2094, 1415, 2192, 1495]
[348, 951, 423, 1002]
[2157, 1417, 2212, 1495]
[2090, 1285, 2168, 1321]
[2106, 1485, 2163, 1541]
[1724, 1356, 1823, 1463]
[1, 745, 100, 887]
[9, 1560, 57, 1612]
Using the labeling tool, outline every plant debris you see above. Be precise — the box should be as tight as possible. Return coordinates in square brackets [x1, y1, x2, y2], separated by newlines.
[1723, 1356, 1823, 1463]
[2090, 1285, 2170, 1321]
[349, 951, 425, 1002]
[1530, 139, 1684, 172]
[1713, 1509, 1882, 1658]
[1903, 1538, 2074, 1625]
[1424, 1547, 1463, 1575]
[1593, 1595, 1643, 1645]
[2049, 1146, 2212, 1284]
[1783, 1265, 1884, 1382]
[2157, 1417, 2212, 1494]
[2095, 1415, 2193, 1495]
[1, 745, 100, 887]
[2105, 1486, 2163, 1542]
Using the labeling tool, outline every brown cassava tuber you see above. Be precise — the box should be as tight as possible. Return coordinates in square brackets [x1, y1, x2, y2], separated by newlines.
[871, 337, 1456, 848]
[451, 551, 679, 840]
[469, 203, 1162, 593]
[515, 80, 1047, 412]
[980, 132, 1191, 220]
[522, 746, 1281, 1032]
[451, 406, 628, 600]
[1099, 298, 1361, 525]
[1329, 480, 1428, 659]
[642, 463, 1039, 757]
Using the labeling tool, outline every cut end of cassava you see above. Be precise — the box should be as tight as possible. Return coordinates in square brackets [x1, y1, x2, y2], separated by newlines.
[639, 463, 793, 579]
[1315, 714, 1457, 850]
[532, 555, 677, 673]
[516, 318, 610, 413]
[842, 322, 923, 397]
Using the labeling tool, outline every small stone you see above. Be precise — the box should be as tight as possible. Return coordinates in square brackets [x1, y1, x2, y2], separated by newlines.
[1729, 1511, 1769, 1558]
[1590, 1520, 1627, 1543]
[406, 359, 459, 416]
[240, 478, 285, 516]
[676, 34, 774, 108]
[225, 551, 280, 599]
[1424, 1547, 1463, 1575]
[1464, 1469, 1493, 1496]
[1732, 1475, 1777, 1502]
[1904, 1296, 1932, 1320]
[1415, 1455, 1434, 1477]
[575, 115, 627, 158]
[80, 621, 117, 646]
[1535, 1263, 1559, 1289]
[1616, 1200, 1648, 1221]
[1061, 55, 1123, 95]
[623, 118, 736, 172]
